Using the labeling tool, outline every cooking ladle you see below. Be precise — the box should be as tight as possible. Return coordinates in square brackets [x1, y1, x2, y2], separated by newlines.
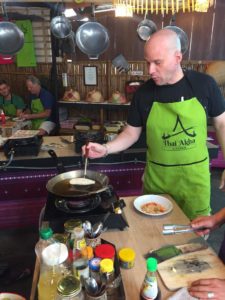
[84, 277, 99, 295]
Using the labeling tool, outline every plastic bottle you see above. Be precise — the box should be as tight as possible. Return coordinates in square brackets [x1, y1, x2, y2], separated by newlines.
[35, 227, 55, 260]
[141, 257, 159, 300]
[37, 236, 70, 300]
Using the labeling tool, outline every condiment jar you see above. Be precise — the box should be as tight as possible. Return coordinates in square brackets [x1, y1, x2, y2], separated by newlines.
[99, 258, 115, 286]
[89, 257, 102, 284]
[118, 248, 136, 269]
[56, 275, 84, 300]
[95, 244, 115, 261]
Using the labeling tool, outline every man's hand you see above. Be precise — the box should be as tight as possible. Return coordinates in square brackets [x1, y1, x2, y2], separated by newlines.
[189, 278, 225, 300]
[219, 169, 225, 190]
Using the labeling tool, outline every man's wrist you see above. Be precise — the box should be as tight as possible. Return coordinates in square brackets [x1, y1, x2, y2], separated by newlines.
[102, 143, 109, 157]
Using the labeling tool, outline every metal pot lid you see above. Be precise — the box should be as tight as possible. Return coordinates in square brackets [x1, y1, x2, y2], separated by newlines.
[137, 19, 157, 41]
[51, 15, 72, 39]
[76, 21, 109, 59]
[164, 25, 189, 54]
[0, 21, 24, 55]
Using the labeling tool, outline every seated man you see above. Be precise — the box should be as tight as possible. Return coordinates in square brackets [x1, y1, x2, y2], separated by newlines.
[21, 75, 58, 136]
[0, 79, 26, 117]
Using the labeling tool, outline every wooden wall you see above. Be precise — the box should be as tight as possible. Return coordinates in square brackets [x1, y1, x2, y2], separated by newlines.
[0, 60, 216, 102]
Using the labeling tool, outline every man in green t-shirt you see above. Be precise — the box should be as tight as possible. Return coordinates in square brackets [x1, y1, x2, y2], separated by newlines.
[0, 79, 25, 117]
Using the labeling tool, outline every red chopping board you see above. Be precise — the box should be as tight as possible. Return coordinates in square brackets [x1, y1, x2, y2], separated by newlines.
[157, 247, 225, 291]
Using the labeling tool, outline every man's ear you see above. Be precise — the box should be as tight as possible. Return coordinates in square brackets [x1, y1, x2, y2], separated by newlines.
[175, 50, 182, 64]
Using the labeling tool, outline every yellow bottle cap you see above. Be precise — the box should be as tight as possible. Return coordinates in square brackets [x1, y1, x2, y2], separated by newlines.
[118, 248, 136, 262]
[100, 258, 114, 273]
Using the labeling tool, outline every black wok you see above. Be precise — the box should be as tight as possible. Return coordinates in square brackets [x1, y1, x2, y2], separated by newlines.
[47, 150, 109, 198]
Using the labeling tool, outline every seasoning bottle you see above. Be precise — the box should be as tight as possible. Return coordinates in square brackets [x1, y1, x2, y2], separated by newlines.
[72, 227, 89, 281]
[140, 257, 160, 300]
[100, 258, 115, 295]
[56, 275, 84, 300]
[64, 219, 82, 250]
[89, 257, 102, 285]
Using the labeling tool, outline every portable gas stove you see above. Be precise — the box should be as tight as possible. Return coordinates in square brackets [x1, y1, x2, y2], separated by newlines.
[43, 186, 129, 232]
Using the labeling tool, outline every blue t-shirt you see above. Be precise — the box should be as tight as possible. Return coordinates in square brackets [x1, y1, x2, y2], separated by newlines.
[30, 88, 59, 124]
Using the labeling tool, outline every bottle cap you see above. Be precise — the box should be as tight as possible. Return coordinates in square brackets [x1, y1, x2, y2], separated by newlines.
[95, 244, 115, 260]
[42, 243, 68, 266]
[89, 257, 101, 271]
[147, 257, 157, 272]
[39, 227, 53, 240]
[100, 258, 114, 273]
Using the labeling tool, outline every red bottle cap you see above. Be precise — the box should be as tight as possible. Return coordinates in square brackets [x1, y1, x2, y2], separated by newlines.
[94, 244, 115, 260]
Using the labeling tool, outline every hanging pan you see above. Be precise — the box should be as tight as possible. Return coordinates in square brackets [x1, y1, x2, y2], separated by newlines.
[76, 21, 109, 59]
[164, 25, 189, 55]
[50, 15, 72, 39]
[137, 14, 157, 41]
[0, 21, 24, 55]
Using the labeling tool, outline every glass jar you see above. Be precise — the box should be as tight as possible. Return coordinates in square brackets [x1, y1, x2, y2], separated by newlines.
[64, 219, 82, 250]
[56, 275, 84, 300]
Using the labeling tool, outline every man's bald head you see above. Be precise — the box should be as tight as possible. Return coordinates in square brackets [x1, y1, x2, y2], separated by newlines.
[145, 29, 181, 55]
[144, 29, 183, 85]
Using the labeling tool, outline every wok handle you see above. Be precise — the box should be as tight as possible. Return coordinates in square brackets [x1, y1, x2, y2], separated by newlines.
[48, 149, 66, 174]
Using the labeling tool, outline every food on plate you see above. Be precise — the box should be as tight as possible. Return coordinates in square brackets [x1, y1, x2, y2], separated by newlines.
[109, 91, 127, 104]
[63, 88, 80, 101]
[86, 90, 104, 103]
[141, 202, 166, 214]
[69, 178, 95, 186]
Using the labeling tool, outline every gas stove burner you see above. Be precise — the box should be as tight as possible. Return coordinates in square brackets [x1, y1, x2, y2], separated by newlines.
[44, 188, 129, 231]
[55, 194, 101, 214]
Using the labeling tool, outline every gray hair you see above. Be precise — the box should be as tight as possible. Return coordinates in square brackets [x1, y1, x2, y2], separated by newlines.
[26, 75, 41, 86]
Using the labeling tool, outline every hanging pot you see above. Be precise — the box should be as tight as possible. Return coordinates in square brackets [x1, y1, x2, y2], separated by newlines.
[137, 19, 157, 41]
[76, 21, 109, 59]
[50, 15, 72, 39]
[0, 21, 24, 55]
[164, 25, 189, 55]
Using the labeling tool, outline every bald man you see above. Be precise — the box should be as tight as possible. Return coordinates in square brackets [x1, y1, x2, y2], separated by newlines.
[82, 29, 225, 220]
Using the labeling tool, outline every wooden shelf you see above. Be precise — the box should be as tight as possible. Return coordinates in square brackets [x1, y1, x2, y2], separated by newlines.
[58, 101, 130, 128]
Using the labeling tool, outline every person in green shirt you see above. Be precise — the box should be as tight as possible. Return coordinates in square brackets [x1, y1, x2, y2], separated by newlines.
[0, 79, 26, 117]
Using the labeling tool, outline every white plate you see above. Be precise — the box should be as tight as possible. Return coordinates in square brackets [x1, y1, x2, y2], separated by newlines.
[0, 293, 26, 300]
[133, 194, 173, 216]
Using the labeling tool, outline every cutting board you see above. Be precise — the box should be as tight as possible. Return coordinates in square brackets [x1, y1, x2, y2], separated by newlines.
[158, 247, 225, 291]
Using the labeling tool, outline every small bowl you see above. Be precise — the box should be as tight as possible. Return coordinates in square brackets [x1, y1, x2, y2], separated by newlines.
[0, 292, 26, 300]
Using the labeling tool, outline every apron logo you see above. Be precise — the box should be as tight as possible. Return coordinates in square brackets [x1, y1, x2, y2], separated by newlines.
[162, 115, 196, 149]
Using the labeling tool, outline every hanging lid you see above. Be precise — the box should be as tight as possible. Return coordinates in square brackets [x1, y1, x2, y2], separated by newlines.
[147, 257, 158, 272]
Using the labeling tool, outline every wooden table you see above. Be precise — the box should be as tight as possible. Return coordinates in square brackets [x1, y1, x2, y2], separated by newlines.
[30, 195, 198, 300]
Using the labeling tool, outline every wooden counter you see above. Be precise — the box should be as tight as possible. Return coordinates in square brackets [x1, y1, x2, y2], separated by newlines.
[30, 195, 198, 300]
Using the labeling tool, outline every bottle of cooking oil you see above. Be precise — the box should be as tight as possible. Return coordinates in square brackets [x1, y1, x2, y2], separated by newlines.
[38, 242, 70, 300]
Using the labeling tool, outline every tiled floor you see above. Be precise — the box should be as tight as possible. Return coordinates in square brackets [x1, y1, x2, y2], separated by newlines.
[0, 168, 224, 298]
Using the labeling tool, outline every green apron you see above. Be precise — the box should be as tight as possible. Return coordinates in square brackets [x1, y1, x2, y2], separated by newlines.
[3, 100, 17, 117]
[144, 97, 210, 220]
[31, 98, 46, 130]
